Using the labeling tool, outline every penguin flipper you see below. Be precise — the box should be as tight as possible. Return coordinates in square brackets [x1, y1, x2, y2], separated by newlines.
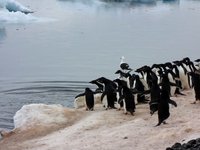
[101, 92, 106, 101]
[118, 95, 125, 104]
[170, 82, 181, 88]
[75, 93, 85, 98]
[169, 99, 177, 107]
[141, 90, 151, 95]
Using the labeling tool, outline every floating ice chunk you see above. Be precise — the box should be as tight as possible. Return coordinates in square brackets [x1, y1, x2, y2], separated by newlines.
[0, 0, 33, 14]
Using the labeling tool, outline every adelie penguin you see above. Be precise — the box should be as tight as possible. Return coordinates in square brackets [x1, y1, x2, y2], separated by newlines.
[96, 77, 117, 109]
[118, 85, 136, 115]
[132, 74, 148, 104]
[115, 70, 132, 88]
[89, 79, 104, 93]
[75, 88, 94, 111]
[156, 72, 177, 126]
[188, 71, 200, 104]
[113, 78, 132, 110]
[146, 78, 160, 116]
[173, 60, 191, 90]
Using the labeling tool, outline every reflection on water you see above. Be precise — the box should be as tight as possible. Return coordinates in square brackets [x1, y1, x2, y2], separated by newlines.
[0, 80, 93, 130]
[58, 0, 180, 8]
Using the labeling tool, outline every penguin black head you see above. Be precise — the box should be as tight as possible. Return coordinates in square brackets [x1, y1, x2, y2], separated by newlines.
[96, 77, 107, 83]
[182, 57, 191, 63]
[165, 62, 173, 69]
[194, 59, 200, 62]
[113, 78, 127, 87]
[85, 87, 92, 92]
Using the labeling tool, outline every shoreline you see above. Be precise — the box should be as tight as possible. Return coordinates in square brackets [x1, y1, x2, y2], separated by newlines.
[0, 89, 200, 150]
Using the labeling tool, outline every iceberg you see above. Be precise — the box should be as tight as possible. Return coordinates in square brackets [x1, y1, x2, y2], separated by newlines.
[0, 0, 33, 14]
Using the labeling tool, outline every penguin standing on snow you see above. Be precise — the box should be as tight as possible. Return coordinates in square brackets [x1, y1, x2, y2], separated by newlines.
[118, 85, 136, 115]
[113, 78, 127, 109]
[188, 71, 200, 104]
[115, 70, 132, 88]
[75, 88, 94, 111]
[156, 73, 177, 126]
[133, 74, 148, 104]
[89, 79, 104, 92]
[148, 78, 161, 115]
[173, 60, 191, 90]
[97, 77, 117, 109]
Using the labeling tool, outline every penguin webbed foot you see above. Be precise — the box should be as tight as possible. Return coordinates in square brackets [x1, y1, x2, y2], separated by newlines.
[191, 101, 196, 104]
[163, 121, 168, 125]
[155, 122, 161, 127]
[130, 112, 134, 116]
[117, 108, 121, 111]
[175, 89, 185, 96]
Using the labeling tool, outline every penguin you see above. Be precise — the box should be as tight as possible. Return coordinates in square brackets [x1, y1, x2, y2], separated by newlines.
[148, 78, 161, 115]
[120, 56, 132, 72]
[74, 88, 94, 111]
[89, 79, 104, 92]
[133, 74, 148, 104]
[96, 77, 117, 109]
[156, 87, 170, 126]
[165, 69, 178, 97]
[172, 64, 185, 96]
[118, 85, 136, 115]
[135, 65, 151, 90]
[164, 62, 173, 70]
[194, 59, 200, 70]
[151, 64, 163, 84]
[173, 60, 191, 89]
[188, 71, 200, 104]
[115, 70, 132, 88]
[156, 72, 177, 126]
[113, 78, 127, 109]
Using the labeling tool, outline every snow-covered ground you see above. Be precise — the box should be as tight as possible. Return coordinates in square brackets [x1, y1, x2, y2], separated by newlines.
[1, 89, 200, 150]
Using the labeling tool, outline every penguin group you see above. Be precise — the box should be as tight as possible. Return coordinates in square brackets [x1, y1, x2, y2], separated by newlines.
[74, 56, 200, 126]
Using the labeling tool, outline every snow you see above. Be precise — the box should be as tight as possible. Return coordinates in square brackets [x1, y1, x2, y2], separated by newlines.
[1, 89, 200, 150]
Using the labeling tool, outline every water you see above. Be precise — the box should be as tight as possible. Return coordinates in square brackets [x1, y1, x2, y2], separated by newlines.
[0, 0, 200, 130]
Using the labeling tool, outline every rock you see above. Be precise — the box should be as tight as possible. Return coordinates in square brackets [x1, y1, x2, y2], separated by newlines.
[172, 142, 182, 149]
[167, 138, 200, 150]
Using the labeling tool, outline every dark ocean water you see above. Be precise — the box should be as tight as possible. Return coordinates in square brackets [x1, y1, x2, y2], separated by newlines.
[0, 0, 200, 130]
